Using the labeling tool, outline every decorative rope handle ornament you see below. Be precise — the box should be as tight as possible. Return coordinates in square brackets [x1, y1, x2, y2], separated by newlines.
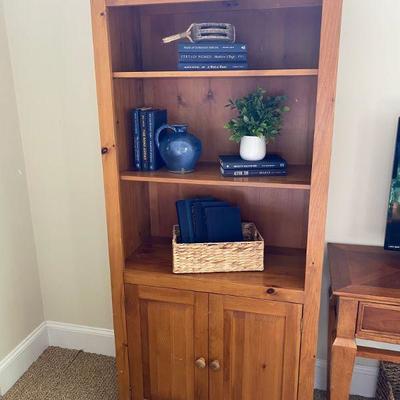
[162, 23, 236, 44]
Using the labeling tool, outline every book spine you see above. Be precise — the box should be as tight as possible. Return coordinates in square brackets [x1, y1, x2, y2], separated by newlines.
[178, 63, 248, 71]
[140, 111, 149, 171]
[178, 43, 247, 53]
[220, 161, 287, 170]
[178, 53, 247, 62]
[220, 167, 287, 177]
[147, 111, 155, 171]
[133, 109, 141, 170]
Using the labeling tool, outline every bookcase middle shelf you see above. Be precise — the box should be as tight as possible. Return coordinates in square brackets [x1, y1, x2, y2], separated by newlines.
[120, 162, 311, 190]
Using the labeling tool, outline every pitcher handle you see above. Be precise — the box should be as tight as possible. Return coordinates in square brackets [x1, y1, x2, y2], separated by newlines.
[155, 124, 176, 149]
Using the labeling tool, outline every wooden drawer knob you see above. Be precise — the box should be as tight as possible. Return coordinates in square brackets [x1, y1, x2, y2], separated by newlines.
[210, 360, 221, 371]
[195, 357, 207, 369]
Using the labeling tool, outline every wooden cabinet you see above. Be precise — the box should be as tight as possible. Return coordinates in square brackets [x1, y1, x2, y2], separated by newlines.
[126, 285, 302, 400]
[125, 285, 208, 400]
[91, 0, 343, 398]
[209, 295, 302, 400]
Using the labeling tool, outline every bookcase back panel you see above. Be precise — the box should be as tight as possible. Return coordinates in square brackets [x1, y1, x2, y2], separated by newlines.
[108, 2, 322, 72]
[121, 181, 151, 258]
[113, 79, 144, 171]
[146, 183, 309, 249]
[143, 76, 317, 165]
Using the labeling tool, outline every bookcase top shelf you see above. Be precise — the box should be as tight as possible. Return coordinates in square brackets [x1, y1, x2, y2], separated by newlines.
[124, 238, 306, 304]
[113, 69, 319, 79]
[121, 163, 311, 190]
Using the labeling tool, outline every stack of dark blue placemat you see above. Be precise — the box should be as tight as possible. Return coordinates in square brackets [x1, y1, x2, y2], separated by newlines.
[132, 108, 167, 171]
[219, 154, 287, 177]
[176, 197, 243, 244]
[178, 42, 248, 71]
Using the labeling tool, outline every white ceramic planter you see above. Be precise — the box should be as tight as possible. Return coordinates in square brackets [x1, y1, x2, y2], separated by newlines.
[240, 136, 266, 161]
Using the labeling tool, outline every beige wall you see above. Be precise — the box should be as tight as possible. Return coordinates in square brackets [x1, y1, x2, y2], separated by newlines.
[3, 0, 113, 329]
[318, 0, 400, 360]
[0, 0, 44, 360]
[1, 0, 400, 360]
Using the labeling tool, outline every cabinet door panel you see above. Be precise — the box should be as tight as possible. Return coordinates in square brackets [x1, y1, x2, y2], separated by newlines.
[126, 285, 208, 400]
[209, 295, 302, 400]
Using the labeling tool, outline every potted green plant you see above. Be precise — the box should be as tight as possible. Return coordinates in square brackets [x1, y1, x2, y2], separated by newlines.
[224, 88, 290, 161]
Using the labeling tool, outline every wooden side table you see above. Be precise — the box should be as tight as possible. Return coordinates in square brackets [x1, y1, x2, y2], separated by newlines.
[328, 244, 400, 400]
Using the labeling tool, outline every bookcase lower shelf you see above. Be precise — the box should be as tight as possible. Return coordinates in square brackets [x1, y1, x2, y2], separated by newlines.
[124, 238, 306, 304]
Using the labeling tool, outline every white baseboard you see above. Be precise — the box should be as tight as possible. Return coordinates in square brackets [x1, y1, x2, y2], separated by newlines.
[315, 358, 379, 398]
[47, 321, 115, 357]
[1, 321, 380, 398]
[0, 322, 48, 396]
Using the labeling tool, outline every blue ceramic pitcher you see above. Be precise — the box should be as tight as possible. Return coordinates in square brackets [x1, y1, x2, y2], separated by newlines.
[155, 124, 202, 174]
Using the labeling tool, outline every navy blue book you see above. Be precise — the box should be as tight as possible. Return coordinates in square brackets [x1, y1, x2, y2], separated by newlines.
[220, 167, 287, 177]
[179, 53, 247, 63]
[178, 63, 248, 71]
[147, 109, 167, 171]
[192, 201, 230, 243]
[140, 110, 149, 171]
[205, 206, 243, 243]
[132, 109, 142, 170]
[219, 154, 287, 170]
[178, 42, 247, 53]
[176, 197, 215, 243]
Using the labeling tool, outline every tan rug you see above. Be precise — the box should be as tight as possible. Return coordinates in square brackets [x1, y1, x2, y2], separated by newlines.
[3, 347, 117, 400]
[1, 347, 372, 399]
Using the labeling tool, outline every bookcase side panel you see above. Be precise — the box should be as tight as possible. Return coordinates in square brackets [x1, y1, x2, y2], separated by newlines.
[90, 1, 131, 398]
[298, 1, 343, 399]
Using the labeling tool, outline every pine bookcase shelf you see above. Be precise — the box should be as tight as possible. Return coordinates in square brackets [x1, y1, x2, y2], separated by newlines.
[113, 69, 319, 79]
[121, 163, 311, 190]
[125, 238, 306, 304]
[91, 0, 343, 398]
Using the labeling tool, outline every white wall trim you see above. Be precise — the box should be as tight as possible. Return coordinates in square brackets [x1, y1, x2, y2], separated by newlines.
[47, 321, 115, 357]
[1, 321, 380, 398]
[0, 322, 48, 396]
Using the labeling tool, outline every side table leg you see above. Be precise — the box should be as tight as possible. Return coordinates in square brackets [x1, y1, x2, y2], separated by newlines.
[330, 337, 357, 400]
[329, 297, 358, 400]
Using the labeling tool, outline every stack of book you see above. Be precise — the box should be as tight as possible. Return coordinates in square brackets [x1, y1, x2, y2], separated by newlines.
[178, 42, 248, 71]
[219, 154, 287, 177]
[132, 108, 167, 171]
[176, 197, 243, 244]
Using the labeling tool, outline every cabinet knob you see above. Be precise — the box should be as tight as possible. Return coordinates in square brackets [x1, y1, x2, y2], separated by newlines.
[195, 357, 207, 369]
[210, 360, 221, 371]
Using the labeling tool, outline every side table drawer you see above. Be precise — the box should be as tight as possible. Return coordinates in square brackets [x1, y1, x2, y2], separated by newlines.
[357, 302, 400, 344]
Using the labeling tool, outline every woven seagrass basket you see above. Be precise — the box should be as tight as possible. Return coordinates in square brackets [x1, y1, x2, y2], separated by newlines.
[172, 222, 264, 274]
[376, 362, 400, 400]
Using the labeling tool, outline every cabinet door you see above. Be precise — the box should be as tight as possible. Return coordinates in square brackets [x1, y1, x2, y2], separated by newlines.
[209, 295, 302, 400]
[125, 285, 208, 400]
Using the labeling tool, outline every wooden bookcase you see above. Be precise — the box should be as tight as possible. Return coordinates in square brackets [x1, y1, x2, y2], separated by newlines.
[90, 0, 343, 399]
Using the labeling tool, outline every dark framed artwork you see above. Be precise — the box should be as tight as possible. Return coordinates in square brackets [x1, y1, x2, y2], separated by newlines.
[384, 118, 400, 251]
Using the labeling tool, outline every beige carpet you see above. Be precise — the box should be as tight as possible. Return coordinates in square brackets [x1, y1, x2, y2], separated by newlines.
[1, 347, 372, 400]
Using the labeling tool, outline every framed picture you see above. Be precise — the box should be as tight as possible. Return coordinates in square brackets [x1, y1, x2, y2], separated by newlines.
[384, 118, 400, 251]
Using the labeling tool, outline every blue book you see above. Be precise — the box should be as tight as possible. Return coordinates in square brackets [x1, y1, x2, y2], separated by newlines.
[147, 109, 167, 171]
[205, 206, 243, 243]
[176, 197, 215, 243]
[192, 201, 230, 243]
[132, 109, 142, 170]
[140, 110, 150, 171]
[220, 167, 287, 177]
[178, 42, 247, 53]
[219, 154, 287, 170]
[178, 63, 248, 71]
[179, 53, 247, 63]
